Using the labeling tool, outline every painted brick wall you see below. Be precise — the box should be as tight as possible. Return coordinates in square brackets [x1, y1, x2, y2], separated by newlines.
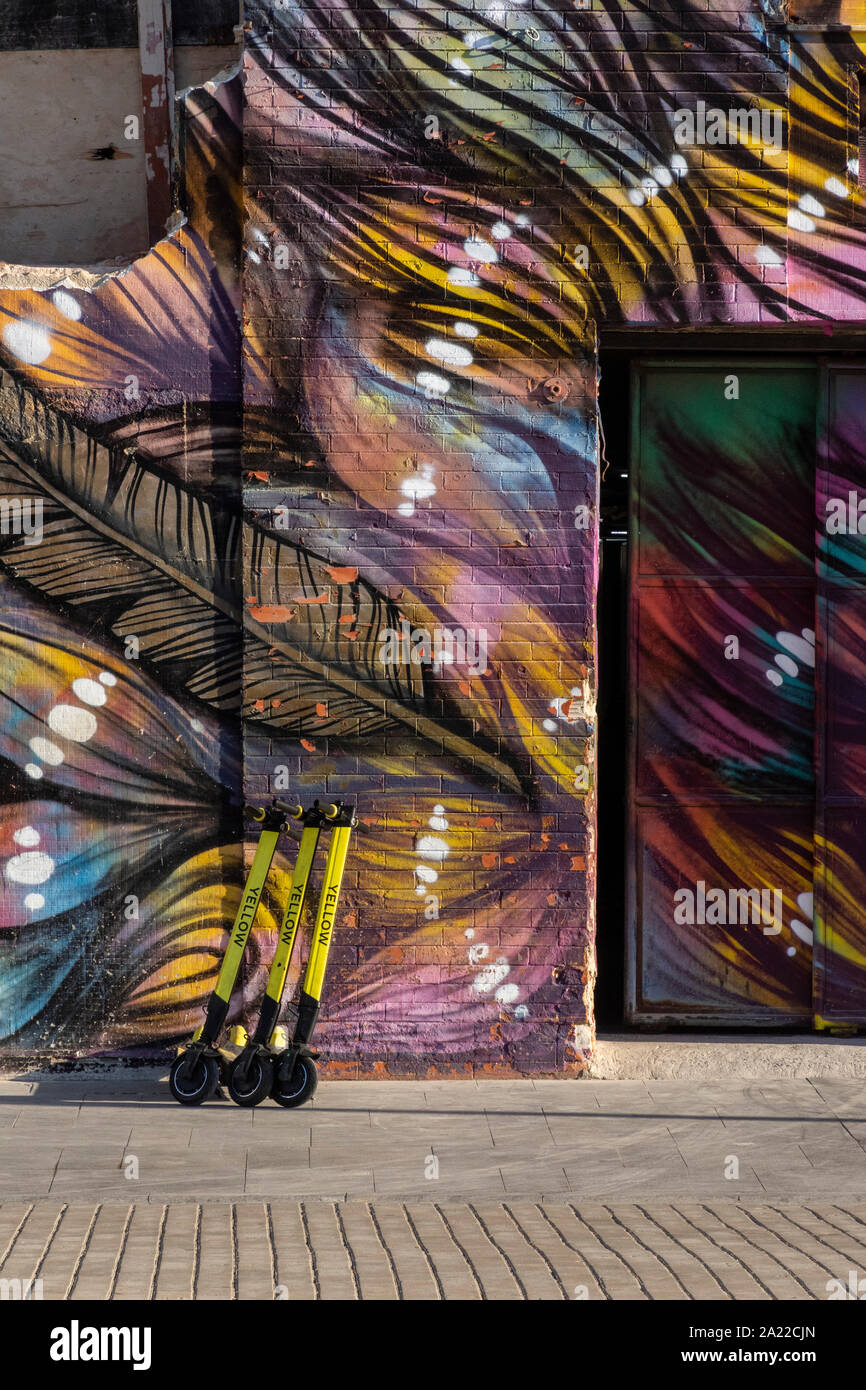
[0, 0, 865, 1070]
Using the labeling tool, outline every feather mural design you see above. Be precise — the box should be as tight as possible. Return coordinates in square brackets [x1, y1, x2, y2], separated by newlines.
[0, 368, 523, 794]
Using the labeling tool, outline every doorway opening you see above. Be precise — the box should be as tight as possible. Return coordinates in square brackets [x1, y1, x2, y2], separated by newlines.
[595, 342, 866, 1033]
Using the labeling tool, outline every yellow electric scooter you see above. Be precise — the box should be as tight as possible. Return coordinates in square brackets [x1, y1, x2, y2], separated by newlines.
[268, 801, 355, 1108]
[225, 800, 355, 1107]
[168, 798, 355, 1108]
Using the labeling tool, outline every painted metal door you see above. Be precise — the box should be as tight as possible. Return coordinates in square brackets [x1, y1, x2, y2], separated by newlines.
[627, 360, 817, 1024]
[814, 364, 866, 1026]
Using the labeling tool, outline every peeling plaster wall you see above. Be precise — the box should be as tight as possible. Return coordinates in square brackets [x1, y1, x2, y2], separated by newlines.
[0, 49, 151, 268]
[0, 0, 242, 274]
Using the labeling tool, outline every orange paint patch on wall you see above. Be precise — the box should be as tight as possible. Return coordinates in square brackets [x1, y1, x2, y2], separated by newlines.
[325, 565, 359, 583]
[247, 605, 297, 622]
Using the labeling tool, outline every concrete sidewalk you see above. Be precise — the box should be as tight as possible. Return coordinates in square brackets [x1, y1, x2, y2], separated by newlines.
[1, 1069, 864, 1298]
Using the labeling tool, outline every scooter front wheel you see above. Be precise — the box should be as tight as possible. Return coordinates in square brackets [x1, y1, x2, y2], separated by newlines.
[227, 1053, 274, 1107]
[169, 1051, 219, 1106]
[271, 1055, 318, 1109]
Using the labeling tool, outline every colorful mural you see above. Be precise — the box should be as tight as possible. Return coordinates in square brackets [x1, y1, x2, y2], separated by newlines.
[629, 362, 817, 1021]
[1, 0, 866, 1066]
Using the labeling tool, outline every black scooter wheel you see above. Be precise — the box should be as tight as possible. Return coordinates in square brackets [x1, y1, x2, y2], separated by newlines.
[271, 1055, 318, 1109]
[227, 1053, 274, 1107]
[169, 1051, 219, 1106]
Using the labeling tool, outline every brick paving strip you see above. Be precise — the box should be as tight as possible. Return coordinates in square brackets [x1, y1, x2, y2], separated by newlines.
[1, 1199, 866, 1300]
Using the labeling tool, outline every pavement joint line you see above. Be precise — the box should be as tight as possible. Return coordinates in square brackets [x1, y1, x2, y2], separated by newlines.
[401, 1203, 444, 1300]
[106, 1206, 134, 1301]
[701, 1202, 814, 1299]
[501, 1202, 569, 1299]
[147, 1204, 168, 1301]
[634, 1203, 736, 1300]
[602, 1202, 693, 1300]
[63, 1202, 101, 1301]
[467, 1202, 528, 1299]
[568, 1202, 652, 1298]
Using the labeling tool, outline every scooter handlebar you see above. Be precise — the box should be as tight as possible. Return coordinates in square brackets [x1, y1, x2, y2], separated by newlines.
[246, 799, 344, 822]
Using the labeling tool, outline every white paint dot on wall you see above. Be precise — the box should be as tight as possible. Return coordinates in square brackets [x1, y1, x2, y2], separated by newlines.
[462, 237, 498, 263]
[777, 631, 814, 667]
[47, 705, 98, 743]
[425, 337, 473, 367]
[13, 827, 40, 847]
[446, 266, 481, 288]
[51, 291, 82, 321]
[71, 678, 108, 708]
[24, 764, 43, 780]
[24, 893, 45, 910]
[401, 476, 437, 501]
[495, 983, 520, 1004]
[2, 321, 52, 364]
[98, 672, 118, 687]
[6, 851, 55, 885]
[490, 221, 512, 239]
[28, 737, 64, 766]
[415, 371, 451, 395]
[415, 835, 450, 860]
[798, 194, 825, 218]
[824, 176, 849, 198]
[473, 959, 511, 993]
[415, 865, 439, 883]
[787, 209, 815, 233]
[453, 321, 479, 338]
